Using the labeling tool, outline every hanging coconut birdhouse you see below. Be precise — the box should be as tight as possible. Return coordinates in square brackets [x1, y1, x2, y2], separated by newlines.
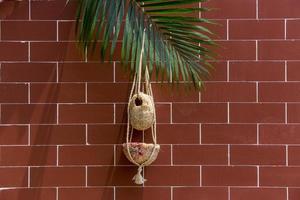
[123, 29, 160, 185]
[129, 92, 155, 131]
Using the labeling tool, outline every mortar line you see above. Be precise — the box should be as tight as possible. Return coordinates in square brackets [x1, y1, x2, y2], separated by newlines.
[257, 166, 260, 187]
[227, 61, 230, 82]
[56, 104, 59, 124]
[227, 19, 229, 40]
[28, 83, 31, 104]
[284, 19, 287, 40]
[28, 125, 30, 145]
[285, 61, 287, 82]
[256, 82, 259, 103]
[56, 21, 59, 42]
[228, 145, 230, 165]
[29, 1, 31, 20]
[255, 40, 258, 61]
[257, 124, 260, 144]
[85, 124, 88, 145]
[256, 0, 259, 19]
[285, 103, 288, 124]
[85, 166, 88, 187]
[199, 124, 202, 144]
[286, 145, 289, 166]
[57, 146, 59, 166]
[28, 167, 30, 187]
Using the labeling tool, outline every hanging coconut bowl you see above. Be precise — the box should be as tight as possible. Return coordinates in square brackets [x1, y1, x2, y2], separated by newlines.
[123, 142, 160, 165]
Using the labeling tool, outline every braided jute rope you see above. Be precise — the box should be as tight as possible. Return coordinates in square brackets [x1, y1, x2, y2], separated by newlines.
[123, 29, 160, 185]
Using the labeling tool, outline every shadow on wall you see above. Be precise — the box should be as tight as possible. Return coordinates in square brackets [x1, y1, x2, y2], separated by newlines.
[0, 1, 21, 19]
[0, 2, 148, 200]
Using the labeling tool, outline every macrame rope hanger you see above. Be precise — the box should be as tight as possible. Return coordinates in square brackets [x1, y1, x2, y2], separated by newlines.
[125, 28, 158, 185]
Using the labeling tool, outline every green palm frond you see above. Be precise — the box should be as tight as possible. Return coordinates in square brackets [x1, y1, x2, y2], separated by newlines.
[75, 0, 216, 89]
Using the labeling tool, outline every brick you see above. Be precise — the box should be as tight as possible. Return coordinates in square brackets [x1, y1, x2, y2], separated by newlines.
[1, 21, 57, 41]
[208, 61, 227, 81]
[289, 188, 300, 200]
[259, 0, 300, 18]
[259, 83, 300, 102]
[260, 167, 300, 186]
[88, 125, 126, 144]
[59, 145, 114, 165]
[59, 104, 114, 123]
[30, 42, 84, 61]
[230, 145, 286, 165]
[116, 187, 171, 200]
[1, 63, 57, 82]
[0, 188, 56, 200]
[115, 63, 169, 82]
[31, 1, 77, 20]
[30, 83, 85, 103]
[63, 62, 111, 82]
[88, 166, 138, 186]
[152, 84, 200, 102]
[174, 187, 228, 200]
[145, 166, 200, 186]
[216, 41, 256, 60]
[173, 103, 227, 123]
[202, 166, 257, 186]
[0, 1, 29, 20]
[0, 126, 28, 145]
[287, 20, 300, 39]
[287, 61, 300, 81]
[231, 188, 286, 200]
[203, 20, 227, 40]
[260, 125, 300, 144]
[173, 145, 227, 165]
[88, 83, 130, 103]
[30, 167, 85, 187]
[87, 42, 122, 62]
[58, 62, 113, 82]
[0, 146, 56, 166]
[116, 145, 171, 166]
[59, 188, 114, 200]
[288, 104, 300, 123]
[0, 42, 27, 61]
[229, 61, 285, 81]
[230, 103, 285, 123]
[0, 167, 28, 187]
[58, 21, 76, 41]
[288, 146, 300, 165]
[1, 104, 57, 124]
[156, 124, 199, 144]
[259, 41, 300, 60]
[115, 103, 170, 124]
[30, 125, 86, 145]
[202, 0, 256, 19]
[0, 84, 27, 103]
[201, 82, 256, 102]
[229, 20, 284, 39]
[114, 63, 131, 82]
[202, 124, 257, 144]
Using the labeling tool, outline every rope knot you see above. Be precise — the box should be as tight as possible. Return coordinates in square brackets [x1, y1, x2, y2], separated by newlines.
[132, 166, 146, 185]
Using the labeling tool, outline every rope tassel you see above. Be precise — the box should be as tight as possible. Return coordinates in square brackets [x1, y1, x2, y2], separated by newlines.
[132, 166, 146, 185]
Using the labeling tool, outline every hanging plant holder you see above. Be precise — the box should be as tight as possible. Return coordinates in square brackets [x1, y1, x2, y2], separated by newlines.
[123, 30, 160, 185]
[123, 143, 160, 165]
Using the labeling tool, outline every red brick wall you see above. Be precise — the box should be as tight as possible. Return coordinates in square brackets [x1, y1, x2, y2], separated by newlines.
[0, 0, 299, 200]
